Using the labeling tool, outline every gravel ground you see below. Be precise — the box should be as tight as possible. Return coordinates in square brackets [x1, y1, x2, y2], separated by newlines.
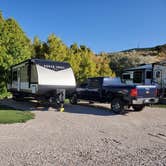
[0, 100, 166, 166]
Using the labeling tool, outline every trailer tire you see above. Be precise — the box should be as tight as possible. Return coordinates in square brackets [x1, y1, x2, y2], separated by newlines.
[111, 98, 125, 114]
[133, 105, 145, 111]
[69, 94, 77, 105]
[13, 95, 24, 101]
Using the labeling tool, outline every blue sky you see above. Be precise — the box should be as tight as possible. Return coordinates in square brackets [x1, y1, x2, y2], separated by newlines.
[1, 0, 166, 53]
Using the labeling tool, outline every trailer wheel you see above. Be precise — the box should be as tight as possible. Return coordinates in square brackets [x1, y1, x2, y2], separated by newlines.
[111, 98, 125, 114]
[69, 94, 77, 105]
[13, 95, 24, 101]
[133, 105, 145, 112]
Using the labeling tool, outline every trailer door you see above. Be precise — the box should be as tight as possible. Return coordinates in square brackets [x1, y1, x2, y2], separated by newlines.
[145, 70, 152, 85]
[12, 69, 21, 91]
[20, 64, 29, 91]
[17, 69, 21, 91]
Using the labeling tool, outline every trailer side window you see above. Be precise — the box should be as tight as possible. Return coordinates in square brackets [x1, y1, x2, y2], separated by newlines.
[133, 71, 142, 83]
[156, 71, 161, 78]
[12, 71, 17, 81]
[20, 65, 28, 82]
[31, 65, 38, 83]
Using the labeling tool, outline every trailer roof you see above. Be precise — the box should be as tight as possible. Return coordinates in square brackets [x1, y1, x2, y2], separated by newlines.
[124, 60, 166, 71]
[31, 59, 70, 68]
[11, 58, 70, 68]
[124, 64, 152, 71]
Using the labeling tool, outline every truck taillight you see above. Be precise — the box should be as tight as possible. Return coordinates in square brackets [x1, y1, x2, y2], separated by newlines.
[130, 88, 138, 97]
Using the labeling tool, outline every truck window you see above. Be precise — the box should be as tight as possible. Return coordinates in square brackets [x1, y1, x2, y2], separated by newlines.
[79, 83, 87, 88]
[133, 71, 142, 83]
[88, 79, 100, 89]
[12, 71, 17, 81]
[122, 74, 131, 80]
[103, 77, 122, 86]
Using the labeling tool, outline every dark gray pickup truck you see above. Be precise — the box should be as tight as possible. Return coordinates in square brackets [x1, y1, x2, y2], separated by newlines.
[69, 77, 159, 114]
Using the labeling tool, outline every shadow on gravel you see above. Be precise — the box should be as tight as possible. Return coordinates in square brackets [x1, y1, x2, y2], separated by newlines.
[0, 99, 130, 116]
[64, 104, 123, 116]
[64, 102, 131, 116]
[0, 99, 57, 111]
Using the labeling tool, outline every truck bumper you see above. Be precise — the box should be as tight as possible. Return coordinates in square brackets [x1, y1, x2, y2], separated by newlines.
[132, 98, 159, 105]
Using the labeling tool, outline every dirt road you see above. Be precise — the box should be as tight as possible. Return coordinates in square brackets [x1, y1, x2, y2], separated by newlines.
[0, 100, 166, 166]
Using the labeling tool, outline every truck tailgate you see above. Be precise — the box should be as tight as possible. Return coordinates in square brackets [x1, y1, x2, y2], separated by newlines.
[136, 85, 157, 98]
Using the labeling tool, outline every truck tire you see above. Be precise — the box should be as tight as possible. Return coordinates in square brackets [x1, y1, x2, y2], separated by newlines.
[133, 105, 145, 111]
[69, 94, 77, 105]
[111, 98, 125, 114]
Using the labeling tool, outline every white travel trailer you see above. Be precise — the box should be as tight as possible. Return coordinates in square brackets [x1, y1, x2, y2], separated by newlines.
[8, 59, 76, 108]
[122, 61, 166, 96]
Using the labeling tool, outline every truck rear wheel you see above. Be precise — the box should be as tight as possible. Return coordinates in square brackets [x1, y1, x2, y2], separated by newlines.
[111, 98, 125, 114]
[133, 105, 145, 111]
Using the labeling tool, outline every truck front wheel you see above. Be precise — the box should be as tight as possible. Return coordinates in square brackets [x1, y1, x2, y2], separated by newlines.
[111, 98, 125, 114]
[132, 105, 145, 111]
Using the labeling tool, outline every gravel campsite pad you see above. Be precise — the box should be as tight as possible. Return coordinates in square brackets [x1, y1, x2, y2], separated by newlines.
[0, 99, 166, 166]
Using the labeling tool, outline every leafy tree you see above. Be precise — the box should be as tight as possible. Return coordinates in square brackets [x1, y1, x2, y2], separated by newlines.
[68, 45, 115, 82]
[0, 12, 32, 97]
[67, 43, 82, 81]
[109, 53, 142, 76]
[32, 36, 48, 59]
[95, 53, 115, 77]
[45, 34, 68, 61]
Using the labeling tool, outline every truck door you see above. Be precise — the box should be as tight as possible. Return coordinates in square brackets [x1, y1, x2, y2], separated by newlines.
[87, 78, 101, 101]
[76, 82, 88, 99]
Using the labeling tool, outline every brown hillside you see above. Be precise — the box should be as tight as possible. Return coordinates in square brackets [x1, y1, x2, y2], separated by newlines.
[109, 43, 166, 63]
[107, 43, 166, 76]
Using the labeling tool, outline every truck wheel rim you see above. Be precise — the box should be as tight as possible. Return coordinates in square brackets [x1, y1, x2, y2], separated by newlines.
[112, 102, 120, 110]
